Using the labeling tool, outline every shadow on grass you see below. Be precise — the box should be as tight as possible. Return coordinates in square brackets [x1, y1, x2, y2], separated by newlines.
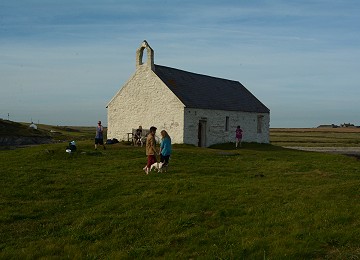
[209, 142, 286, 151]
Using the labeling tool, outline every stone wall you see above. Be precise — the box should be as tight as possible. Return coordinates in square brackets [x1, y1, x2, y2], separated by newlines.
[107, 65, 185, 144]
[184, 108, 270, 146]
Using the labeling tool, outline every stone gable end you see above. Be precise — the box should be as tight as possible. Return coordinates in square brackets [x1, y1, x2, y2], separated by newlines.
[107, 65, 185, 143]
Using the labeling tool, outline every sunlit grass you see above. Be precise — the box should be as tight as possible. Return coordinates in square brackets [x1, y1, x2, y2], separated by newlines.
[270, 128, 360, 147]
[1, 140, 360, 258]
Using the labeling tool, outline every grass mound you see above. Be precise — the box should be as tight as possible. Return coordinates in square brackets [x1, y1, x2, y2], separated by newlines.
[0, 120, 99, 146]
[0, 119, 49, 137]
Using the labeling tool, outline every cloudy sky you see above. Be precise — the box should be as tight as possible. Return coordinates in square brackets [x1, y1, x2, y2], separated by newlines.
[1, 0, 359, 127]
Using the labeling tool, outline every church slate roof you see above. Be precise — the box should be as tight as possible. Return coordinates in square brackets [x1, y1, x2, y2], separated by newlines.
[154, 65, 269, 113]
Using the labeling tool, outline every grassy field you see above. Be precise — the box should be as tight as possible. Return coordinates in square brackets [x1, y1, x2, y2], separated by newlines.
[27, 123, 97, 142]
[0, 119, 97, 144]
[270, 127, 360, 147]
[1, 128, 360, 259]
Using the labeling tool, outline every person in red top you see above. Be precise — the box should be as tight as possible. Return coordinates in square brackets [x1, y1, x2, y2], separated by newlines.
[235, 125, 243, 149]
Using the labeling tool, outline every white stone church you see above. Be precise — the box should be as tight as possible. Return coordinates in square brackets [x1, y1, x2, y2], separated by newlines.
[107, 41, 270, 147]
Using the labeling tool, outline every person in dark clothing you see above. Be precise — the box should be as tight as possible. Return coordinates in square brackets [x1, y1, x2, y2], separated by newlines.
[133, 125, 143, 146]
[95, 121, 106, 150]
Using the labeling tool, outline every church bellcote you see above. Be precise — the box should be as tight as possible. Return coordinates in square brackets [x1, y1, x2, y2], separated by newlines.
[136, 40, 154, 71]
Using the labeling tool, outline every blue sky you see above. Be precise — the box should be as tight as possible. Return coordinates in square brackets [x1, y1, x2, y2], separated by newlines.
[1, 0, 359, 127]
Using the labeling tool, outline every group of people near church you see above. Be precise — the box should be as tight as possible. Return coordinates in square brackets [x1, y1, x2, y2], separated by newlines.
[94, 122, 172, 175]
[142, 126, 171, 174]
[94, 121, 243, 174]
[130, 125, 172, 174]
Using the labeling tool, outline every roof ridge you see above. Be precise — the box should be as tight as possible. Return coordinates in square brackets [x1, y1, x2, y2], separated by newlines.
[154, 64, 239, 83]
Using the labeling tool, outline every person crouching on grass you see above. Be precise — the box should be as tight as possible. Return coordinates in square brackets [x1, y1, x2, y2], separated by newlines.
[143, 126, 157, 174]
[160, 130, 171, 169]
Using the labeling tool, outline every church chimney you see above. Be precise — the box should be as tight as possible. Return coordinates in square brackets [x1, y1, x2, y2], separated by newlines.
[136, 40, 154, 71]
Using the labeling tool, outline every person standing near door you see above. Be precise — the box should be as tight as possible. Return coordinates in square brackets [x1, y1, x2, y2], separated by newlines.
[235, 125, 243, 148]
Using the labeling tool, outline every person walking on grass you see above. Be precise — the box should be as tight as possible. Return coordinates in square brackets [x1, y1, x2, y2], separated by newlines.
[160, 130, 171, 169]
[143, 126, 157, 174]
[235, 125, 243, 149]
[95, 121, 106, 150]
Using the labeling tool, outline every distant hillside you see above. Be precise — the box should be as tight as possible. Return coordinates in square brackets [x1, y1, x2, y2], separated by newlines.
[0, 120, 99, 147]
[0, 119, 52, 146]
[0, 119, 49, 137]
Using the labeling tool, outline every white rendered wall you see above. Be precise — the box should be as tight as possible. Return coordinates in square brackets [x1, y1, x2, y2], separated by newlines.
[183, 108, 270, 146]
[107, 65, 185, 144]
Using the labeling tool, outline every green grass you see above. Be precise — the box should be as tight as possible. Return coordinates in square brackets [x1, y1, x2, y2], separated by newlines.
[31, 124, 99, 142]
[1, 119, 99, 143]
[271, 128, 360, 147]
[0, 119, 49, 138]
[1, 139, 360, 259]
